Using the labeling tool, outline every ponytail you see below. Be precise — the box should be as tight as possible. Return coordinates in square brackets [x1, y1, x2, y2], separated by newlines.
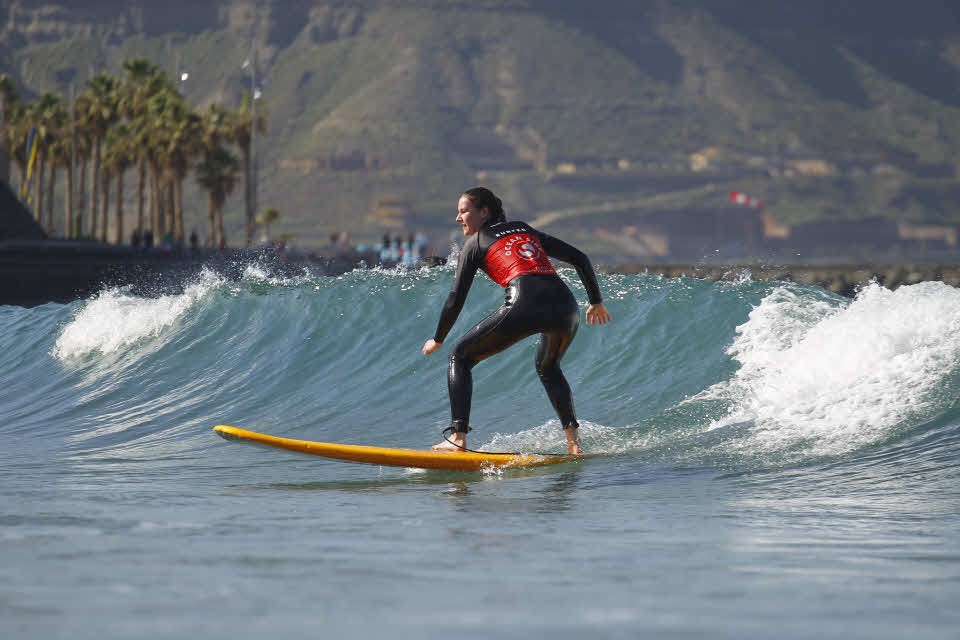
[462, 186, 506, 224]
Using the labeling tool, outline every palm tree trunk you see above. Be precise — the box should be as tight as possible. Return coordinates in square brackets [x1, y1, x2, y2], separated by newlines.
[64, 163, 74, 240]
[89, 139, 101, 238]
[33, 153, 44, 224]
[100, 170, 110, 243]
[77, 157, 87, 238]
[45, 164, 56, 233]
[149, 164, 161, 236]
[173, 176, 184, 243]
[164, 179, 175, 242]
[215, 202, 225, 249]
[136, 158, 145, 237]
[241, 146, 252, 246]
[14, 162, 25, 197]
[115, 169, 124, 245]
[207, 193, 216, 248]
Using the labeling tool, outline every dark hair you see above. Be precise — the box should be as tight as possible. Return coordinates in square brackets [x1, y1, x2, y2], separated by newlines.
[462, 186, 506, 224]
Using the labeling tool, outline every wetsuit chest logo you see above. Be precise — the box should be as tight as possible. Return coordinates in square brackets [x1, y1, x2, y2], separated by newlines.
[516, 242, 540, 260]
[502, 235, 540, 260]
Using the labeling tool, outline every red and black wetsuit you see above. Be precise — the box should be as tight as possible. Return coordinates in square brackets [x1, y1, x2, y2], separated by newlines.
[433, 220, 604, 434]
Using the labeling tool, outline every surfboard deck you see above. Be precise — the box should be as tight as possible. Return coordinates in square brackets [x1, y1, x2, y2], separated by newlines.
[213, 425, 586, 472]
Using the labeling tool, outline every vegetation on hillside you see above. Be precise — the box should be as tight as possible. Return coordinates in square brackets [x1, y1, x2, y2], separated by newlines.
[1, 0, 958, 253]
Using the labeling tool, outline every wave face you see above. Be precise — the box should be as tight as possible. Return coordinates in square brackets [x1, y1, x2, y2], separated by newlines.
[1, 264, 956, 470]
[3, 262, 959, 639]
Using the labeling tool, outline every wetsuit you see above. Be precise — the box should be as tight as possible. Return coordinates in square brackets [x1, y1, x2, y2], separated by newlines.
[433, 220, 603, 434]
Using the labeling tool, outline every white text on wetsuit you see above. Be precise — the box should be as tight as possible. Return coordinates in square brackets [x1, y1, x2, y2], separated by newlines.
[491, 224, 528, 239]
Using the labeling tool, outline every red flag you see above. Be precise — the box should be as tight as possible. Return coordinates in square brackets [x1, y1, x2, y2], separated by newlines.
[729, 191, 764, 209]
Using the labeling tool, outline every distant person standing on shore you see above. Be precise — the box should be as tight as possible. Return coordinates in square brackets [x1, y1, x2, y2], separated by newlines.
[414, 230, 429, 260]
[422, 187, 611, 454]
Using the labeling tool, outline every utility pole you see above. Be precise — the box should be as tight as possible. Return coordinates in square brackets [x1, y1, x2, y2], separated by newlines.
[174, 51, 189, 96]
[243, 45, 259, 246]
[250, 46, 258, 246]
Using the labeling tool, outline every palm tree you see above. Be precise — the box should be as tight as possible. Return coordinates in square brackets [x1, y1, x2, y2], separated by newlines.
[229, 90, 267, 246]
[172, 113, 204, 244]
[121, 58, 172, 241]
[200, 102, 231, 150]
[77, 73, 120, 239]
[103, 123, 134, 244]
[149, 88, 202, 243]
[144, 88, 179, 238]
[98, 148, 111, 243]
[75, 140, 89, 238]
[63, 93, 92, 239]
[195, 145, 238, 248]
[25, 92, 65, 229]
[197, 102, 233, 244]
[3, 101, 28, 193]
[47, 110, 75, 237]
[41, 95, 71, 235]
[0, 72, 19, 187]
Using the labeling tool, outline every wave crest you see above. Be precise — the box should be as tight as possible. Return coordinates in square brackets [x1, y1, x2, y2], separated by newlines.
[53, 269, 224, 360]
[714, 281, 960, 456]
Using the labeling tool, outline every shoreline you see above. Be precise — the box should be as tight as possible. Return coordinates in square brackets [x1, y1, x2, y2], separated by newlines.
[603, 262, 960, 296]
[4, 235, 958, 307]
[0, 239, 367, 307]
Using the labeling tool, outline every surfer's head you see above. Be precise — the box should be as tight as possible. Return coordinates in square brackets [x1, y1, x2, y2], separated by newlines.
[459, 187, 506, 234]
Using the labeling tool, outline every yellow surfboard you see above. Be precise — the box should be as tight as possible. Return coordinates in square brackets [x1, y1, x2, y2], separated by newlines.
[213, 425, 585, 472]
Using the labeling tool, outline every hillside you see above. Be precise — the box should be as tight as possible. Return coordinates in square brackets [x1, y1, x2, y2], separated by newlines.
[2, 0, 959, 257]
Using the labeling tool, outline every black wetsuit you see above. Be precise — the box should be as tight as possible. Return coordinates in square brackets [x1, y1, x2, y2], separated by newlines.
[433, 220, 603, 434]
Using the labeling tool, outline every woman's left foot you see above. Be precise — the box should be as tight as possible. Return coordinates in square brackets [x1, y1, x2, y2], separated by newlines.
[432, 433, 466, 451]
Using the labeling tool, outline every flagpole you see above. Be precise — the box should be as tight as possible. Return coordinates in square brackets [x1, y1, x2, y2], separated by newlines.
[250, 45, 258, 246]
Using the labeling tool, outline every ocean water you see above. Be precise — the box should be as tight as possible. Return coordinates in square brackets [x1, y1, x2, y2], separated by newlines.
[2, 260, 959, 639]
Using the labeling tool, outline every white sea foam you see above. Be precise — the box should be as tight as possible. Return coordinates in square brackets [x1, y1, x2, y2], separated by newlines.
[242, 263, 273, 282]
[714, 281, 960, 456]
[53, 270, 223, 360]
[486, 419, 617, 453]
[241, 263, 318, 287]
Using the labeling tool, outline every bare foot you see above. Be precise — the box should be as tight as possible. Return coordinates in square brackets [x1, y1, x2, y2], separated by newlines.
[564, 426, 583, 455]
[432, 432, 466, 451]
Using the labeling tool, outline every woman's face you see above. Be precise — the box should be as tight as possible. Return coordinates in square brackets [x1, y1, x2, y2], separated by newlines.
[455, 195, 488, 236]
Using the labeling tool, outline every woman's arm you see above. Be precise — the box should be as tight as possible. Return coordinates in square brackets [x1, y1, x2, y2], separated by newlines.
[537, 231, 604, 305]
[430, 237, 480, 346]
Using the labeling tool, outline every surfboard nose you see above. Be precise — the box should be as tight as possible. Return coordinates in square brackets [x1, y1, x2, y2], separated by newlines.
[213, 425, 242, 441]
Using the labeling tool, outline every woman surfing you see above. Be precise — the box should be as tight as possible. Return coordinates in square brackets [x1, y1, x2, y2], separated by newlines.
[422, 187, 611, 454]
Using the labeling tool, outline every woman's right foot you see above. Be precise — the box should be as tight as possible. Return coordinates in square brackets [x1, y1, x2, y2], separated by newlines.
[564, 426, 583, 454]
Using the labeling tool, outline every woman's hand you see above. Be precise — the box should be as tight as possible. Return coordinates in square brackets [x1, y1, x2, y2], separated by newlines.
[422, 339, 442, 355]
[586, 303, 611, 326]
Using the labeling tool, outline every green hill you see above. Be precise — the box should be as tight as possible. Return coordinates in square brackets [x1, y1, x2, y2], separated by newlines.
[2, 0, 959, 256]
